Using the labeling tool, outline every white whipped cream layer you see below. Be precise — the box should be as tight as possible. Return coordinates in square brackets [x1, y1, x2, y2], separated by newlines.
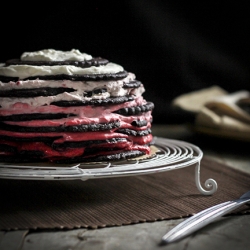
[0, 63, 124, 79]
[0, 73, 145, 108]
[21, 49, 92, 61]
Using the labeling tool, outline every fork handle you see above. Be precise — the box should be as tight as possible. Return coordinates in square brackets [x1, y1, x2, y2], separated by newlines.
[161, 197, 250, 244]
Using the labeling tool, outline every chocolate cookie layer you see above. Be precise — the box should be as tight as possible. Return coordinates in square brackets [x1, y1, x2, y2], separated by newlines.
[6, 57, 109, 67]
[55, 150, 145, 164]
[116, 128, 152, 136]
[0, 87, 75, 97]
[51, 96, 135, 106]
[123, 80, 142, 88]
[0, 71, 128, 83]
[113, 102, 154, 116]
[0, 121, 121, 132]
[0, 113, 76, 121]
[131, 120, 148, 127]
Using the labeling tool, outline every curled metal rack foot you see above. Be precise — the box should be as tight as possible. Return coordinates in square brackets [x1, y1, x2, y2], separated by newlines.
[195, 162, 218, 195]
[0, 137, 218, 195]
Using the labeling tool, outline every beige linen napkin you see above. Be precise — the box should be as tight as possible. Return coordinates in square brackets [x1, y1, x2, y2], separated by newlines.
[172, 86, 250, 141]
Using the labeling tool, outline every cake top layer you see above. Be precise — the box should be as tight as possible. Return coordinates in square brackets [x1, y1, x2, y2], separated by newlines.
[0, 49, 124, 80]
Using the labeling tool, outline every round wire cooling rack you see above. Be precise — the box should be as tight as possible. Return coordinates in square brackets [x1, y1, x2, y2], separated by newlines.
[0, 137, 217, 195]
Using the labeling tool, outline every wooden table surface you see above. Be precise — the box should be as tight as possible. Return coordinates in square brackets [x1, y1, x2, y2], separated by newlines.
[1, 124, 250, 250]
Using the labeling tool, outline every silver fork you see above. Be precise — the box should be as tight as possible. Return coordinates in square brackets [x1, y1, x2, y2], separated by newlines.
[161, 190, 250, 244]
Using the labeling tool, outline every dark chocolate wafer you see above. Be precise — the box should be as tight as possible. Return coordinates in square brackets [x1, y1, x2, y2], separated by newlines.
[0, 135, 61, 142]
[0, 152, 46, 163]
[52, 138, 128, 150]
[0, 113, 76, 122]
[5, 57, 109, 67]
[113, 102, 154, 116]
[0, 71, 128, 83]
[0, 87, 75, 98]
[0, 121, 121, 132]
[131, 120, 148, 127]
[123, 80, 142, 88]
[54, 150, 145, 164]
[51, 96, 134, 106]
[116, 128, 151, 136]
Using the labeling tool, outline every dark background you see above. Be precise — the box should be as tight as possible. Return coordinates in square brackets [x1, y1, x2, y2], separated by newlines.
[1, 1, 249, 124]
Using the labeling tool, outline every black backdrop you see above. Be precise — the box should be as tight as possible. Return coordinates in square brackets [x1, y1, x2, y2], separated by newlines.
[1, 1, 249, 123]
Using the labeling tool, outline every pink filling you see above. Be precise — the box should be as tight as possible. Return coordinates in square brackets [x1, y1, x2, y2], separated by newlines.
[1, 134, 152, 160]
[0, 96, 146, 116]
[0, 96, 153, 161]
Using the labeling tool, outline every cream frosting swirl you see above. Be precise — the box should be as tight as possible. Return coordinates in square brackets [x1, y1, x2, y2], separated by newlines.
[21, 49, 92, 61]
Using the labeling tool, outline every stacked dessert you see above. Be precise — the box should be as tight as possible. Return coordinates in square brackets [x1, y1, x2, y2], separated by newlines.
[0, 49, 154, 163]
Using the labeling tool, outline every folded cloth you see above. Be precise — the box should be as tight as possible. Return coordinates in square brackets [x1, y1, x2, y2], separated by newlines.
[172, 86, 250, 142]
[172, 86, 228, 113]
